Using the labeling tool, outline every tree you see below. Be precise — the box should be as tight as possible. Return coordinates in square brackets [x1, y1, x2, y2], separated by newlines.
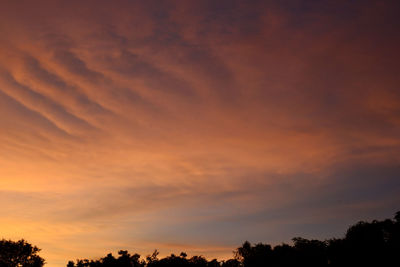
[292, 237, 327, 267]
[65, 210, 400, 267]
[0, 239, 45, 267]
[395, 211, 400, 223]
[221, 259, 240, 267]
[235, 241, 273, 267]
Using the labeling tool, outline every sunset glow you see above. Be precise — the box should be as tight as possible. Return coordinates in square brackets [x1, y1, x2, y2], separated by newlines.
[1, 1, 400, 266]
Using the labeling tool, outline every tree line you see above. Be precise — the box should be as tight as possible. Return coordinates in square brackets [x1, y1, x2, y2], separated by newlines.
[1, 211, 399, 267]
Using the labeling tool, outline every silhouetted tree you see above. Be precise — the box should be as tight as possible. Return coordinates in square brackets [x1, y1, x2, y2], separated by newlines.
[66, 210, 400, 267]
[146, 250, 159, 266]
[235, 241, 273, 267]
[292, 237, 327, 267]
[326, 238, 348, 267]
[188, 255, 207, 267]
[180, 252, 187, 259]
[272, 243, 296, 267]
[344, 216, 400, 266]
[207, 259, 220, 267]
[221, 259, 240, 267]
[0, 239, 45, 267]
[395, 211, 400, 223]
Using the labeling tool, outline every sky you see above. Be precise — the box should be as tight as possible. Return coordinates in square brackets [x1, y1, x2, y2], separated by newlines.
[1, 0, 400, 266]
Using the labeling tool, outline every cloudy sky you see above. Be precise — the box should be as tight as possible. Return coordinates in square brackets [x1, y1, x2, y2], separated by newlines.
[1, 0, 400, 266]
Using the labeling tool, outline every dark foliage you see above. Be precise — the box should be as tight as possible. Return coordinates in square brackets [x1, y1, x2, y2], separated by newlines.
[4, 212, 395, 267]
[66, 211, 400, 267]
[233, 211, 400, 267]
[0, 239, 45, 267]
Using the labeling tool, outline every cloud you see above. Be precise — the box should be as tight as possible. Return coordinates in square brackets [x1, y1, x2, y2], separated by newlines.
[0, 1, 399, 266]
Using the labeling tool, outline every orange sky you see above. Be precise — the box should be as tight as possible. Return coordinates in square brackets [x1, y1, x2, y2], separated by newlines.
[1, 1, 400, 266]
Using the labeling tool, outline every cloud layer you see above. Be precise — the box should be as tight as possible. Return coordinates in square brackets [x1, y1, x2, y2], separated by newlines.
[1, 1, 400, 266]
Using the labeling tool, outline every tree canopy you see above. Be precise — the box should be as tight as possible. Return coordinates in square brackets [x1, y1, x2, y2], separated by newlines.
[2, 211, 399, 267]
[66, 211, 400, 267]
[0, 239, 44, 267]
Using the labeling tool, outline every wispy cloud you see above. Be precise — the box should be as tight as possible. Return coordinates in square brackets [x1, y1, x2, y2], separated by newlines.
[0, 1, 399, 266]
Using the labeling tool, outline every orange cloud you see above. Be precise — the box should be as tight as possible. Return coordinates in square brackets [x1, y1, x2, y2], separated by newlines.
[0, 1, 399, 266]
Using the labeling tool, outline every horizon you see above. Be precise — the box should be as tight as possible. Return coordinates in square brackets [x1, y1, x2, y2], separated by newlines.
[2, 211, 400, 265]
[1, 1, 400, 266]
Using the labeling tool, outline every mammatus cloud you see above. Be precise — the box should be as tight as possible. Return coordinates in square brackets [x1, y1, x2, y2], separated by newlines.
[0, 1, 400, 266]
